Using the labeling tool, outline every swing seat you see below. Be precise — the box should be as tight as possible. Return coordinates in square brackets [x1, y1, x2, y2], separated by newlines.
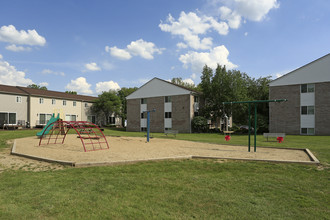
[263, 133, 286, 142]
[223, 130, 234, 135]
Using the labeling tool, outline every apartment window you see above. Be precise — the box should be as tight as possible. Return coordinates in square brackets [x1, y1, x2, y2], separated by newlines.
[52, 99, 56, 105]
[9, 113, 16, 124]
[164, 128, 172, 131]
[141, 98, 147, 104]
[85, 103, 88, 107]
[73, 101, 76, 107]
[39, 98, 44, 104]
[141, 112, 145, 119]
[301, 128, 315, 135]
[301, 84, 315, 93]
[16, 96, 22, 103]
[194, 96, 199, 103]
[63, 100, 67, 106]
[87, 115, 96, 124]
[109, 117, 116, 124]
[165, 112, 172, 118]
[165, 96, 172, 103]
[301, 106, 314, 115]
[65, 114, 76, 121]
[141, 127, 147, 132]
[39, 114, 52, 125]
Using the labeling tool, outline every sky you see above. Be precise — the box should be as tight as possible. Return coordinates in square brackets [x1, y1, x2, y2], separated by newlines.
[0, 0, 329, 96]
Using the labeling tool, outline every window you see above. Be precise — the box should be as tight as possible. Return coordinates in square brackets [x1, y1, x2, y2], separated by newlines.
[141, 98, 147, 104]
[16, 96, 22, 103]
[141, 127, 147, 132]
[194, 96, 199, 103]
[9, 113, 16, 124]
[87, 115, 96, 124]
[109, 117, 116, 124]
[39, 98, 44, 104]
[85, 103, 88, 107]
[73, 101, 76, 107]
[63, 100, 67, 106]
[65, 114, 76, 121]
[194, 112, 199, 117]
[165, 112, 172, 118]
[141, 112, 145, 118]
[164, 127, 172, 131]
[301, 128, 314, 135]
[39, 114, 52, 124]
[52, 99, 56, 105]
[301, 84, 314, 93]
[301, 106, 314, 115]
[165, 96, 172, 103]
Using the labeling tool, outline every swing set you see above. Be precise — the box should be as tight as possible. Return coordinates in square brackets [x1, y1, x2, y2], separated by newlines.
[222, 99, 287, 152]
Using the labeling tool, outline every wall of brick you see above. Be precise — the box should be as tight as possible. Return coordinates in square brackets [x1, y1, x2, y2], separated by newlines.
[172, 94, 191, 133]
[147, 96, 165, 133]
[126, 99, 140, 132]
[315, 82, 330, 135]
[269, 85, 300, 134]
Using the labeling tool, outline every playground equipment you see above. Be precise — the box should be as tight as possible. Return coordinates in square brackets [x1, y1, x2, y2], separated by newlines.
[222, 99, 287, 152]
[36, 113, 60, 137]
[143, 109, 156, 142]
[38, 120, 109, 152]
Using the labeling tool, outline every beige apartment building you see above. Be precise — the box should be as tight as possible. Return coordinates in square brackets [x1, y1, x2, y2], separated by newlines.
[0, 84, 98, 128]
[126, 78, 200, 133]
[269, 53, 330, 135]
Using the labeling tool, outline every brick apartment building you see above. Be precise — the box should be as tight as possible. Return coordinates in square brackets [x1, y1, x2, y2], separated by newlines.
[269, 53, 330, 135]
[126, 78, 200, 133]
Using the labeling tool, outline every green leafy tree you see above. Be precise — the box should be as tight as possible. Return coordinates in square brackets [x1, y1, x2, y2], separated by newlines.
[171, 77, 197, 90]
[191, 116, 208, 133]
[117, 87, 138, 126]
[91, 91, 121, 125]
[65, 91, 77, 95]
[27, 84, 47, 90]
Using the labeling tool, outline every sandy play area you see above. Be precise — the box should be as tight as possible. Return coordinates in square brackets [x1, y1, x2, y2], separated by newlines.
[11, 135, 319, 167]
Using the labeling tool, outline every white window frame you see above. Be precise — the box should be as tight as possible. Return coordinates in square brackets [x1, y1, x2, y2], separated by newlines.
[73, 101, 76, 107]
[63, 100, 67, 106]
[39, 98, 44, 104]
[52, 99, 56, 105]
[85, 103, 88, 107]
[16, 96, 22, 103]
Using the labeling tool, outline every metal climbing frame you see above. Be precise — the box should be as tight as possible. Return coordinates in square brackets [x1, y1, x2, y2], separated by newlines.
[38, 120, 109, 152]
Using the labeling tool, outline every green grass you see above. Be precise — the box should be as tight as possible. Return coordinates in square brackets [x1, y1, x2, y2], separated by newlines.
[0, 129, 329, 219]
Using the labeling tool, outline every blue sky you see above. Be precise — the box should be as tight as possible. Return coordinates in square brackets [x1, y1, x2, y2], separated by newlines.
[0, 0, 329, 95]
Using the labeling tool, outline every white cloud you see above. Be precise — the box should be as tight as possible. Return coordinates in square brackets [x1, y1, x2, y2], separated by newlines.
[106, 46, 132, 60]
[95, 80, 121, 94]
[182, 78, 195, 85]
[5, 44, 32, 52]
[0, 25, 46, 46]
[106, 39, 164, 60]
[42, 69, 65, 76]
[179, 45, 237, 73]
[160, 12, 229, 50]
[101, 61, 114, 71]
[85, 62, 101, 71]
[177, 42, 188, 49]
[127, 39, 164, 60]
[219, 6, 241, 29]
[233, 0, 279, 22]
[39, 82, 49, 87]
[191, 73, 197, 79]
[65, 77, 93, 95]
[0, 55, 34, 86]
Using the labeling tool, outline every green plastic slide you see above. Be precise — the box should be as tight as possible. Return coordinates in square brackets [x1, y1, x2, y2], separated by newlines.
[36, 113, 60, 137]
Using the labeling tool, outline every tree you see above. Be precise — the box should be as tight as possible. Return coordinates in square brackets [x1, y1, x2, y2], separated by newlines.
[117, 87, 138, 126]
[27, 84, 47, 90]
[91, 91, 121, 125]
[171, 77, 197, 90]
[65, 91, 77, 95]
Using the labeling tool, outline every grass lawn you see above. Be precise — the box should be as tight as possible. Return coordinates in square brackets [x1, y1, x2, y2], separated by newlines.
[0, 128, 329, 219]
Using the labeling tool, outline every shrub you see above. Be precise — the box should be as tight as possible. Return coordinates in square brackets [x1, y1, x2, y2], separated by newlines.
[191, 116, 208, 133]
